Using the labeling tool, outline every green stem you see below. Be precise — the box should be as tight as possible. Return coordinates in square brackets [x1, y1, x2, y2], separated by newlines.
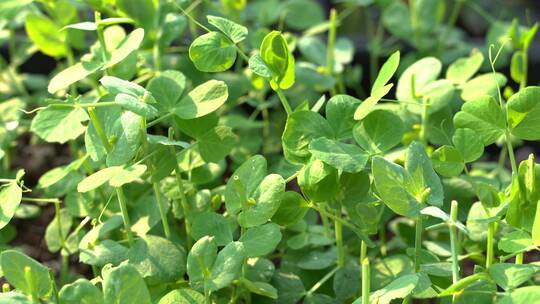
[420, 97, 430, 145]
[87, 108, 111, 152]
[515, 253, 524, 264]
[24, 266, 38, 303]
[21, 197, 61, 204]
[505, 131, 518, 174]
[414, 216, 423, 272]
[520, 51, 529, 90]
[2, 283, 9, 293]
[94, 12, 110, 63]
[275, 88, 293, 115]
[486, 221, 494, 268]
[306, 265, 340, 296]
[449, 200, 460, 284]
[116, 187, 134, 246]
[362, 257, 370, 304]
[335, 208, 345, 268]
[60, 254, 69, 285]
[147, 112, 174, 128]
[168, 129, 192, 248]
[326, 9, 337, 76]
[153, 182, 171, 239]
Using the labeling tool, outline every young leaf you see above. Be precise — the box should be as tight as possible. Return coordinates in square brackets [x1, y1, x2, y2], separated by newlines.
[77, 166, 122, 192]
[260, 31, 295, 90]
[59, 279, 104, 304]
[372, 50, 400, 93]
[48, 60, 102, 94]
[452, 128, 484, 163]
[115, 93, 158, 118]
[225, 155, 267, 214]
[506, 86, 540, 140]
[249, 54, 273, 78]
[271, 191, 309, 226]
[30, 105, 89, 144]
[108, 164, 147, 188]
[488, 263, 539, 291]
[174, 80, 228, 119]
[237, 174, 285, 227]
[308, 137, 369, 173]
[0, 250, 52, 298]
[406, 141, 444, 207]
[190, 212, 233, 246]
[453, 95, 506, 146]
[103, 28, 145, 69]
[208, 242, 246, 291]
[353, 109, 404, 154]
[498, 230, 534, 253]
[197, 126, 236, 163]
[431, 145, 464, 177]
[298, 158, 339, 203]
[396, 57, 441, 101]
[325, 94, 360, 139]
[25, 13, 66, 57]
[189, 32, 237, 72]
[102, 263, 151, 304]
[207, 15, 248, 43]
[239, 223, 282, 257]
[146, 70, 186, 113]
[158, 288, 205, 304]
[187, 236, 218, 290]
[282, 111, 334, 164]
[354, 83, 394, 121]
[100, 76, 146, 97]
[459, 73, 507, 102]
[446, 51, 484, 84]
[0, 182, 22, 229]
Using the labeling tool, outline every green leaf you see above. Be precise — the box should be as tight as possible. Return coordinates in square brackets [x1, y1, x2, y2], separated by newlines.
[127, 235, 186, 285]
[174, 80, 228, 119]
[115, 93, 158, 118]
[333, 262, 360, 300]
[147, 70, 186, 113]
[45, 209, 72, 252]
[372, 51, 400, 93]
[0, 250, 52, 298]
[354, 83, 394, 121]
[271, 191, 309, 226]
[488, 263, 539, 291]
[115, 0, 156, 31]
[406, 141, 444, 207]
[25, 13, 66, 57]
[298, 158, 339, 202]
[273, 272, 306, 303]
[446, 51, 484, 84]
[30, 105, 89, 144]
[187, 236, 217, 290]
[372, 156, 421, 217]
[103, 28, 145, 69]
[396, 57, 441, 101]
[102, 263, 151, 304]
[207, 15, 248, 43]
[498, 230, 533, 253]
[282, 111, 334, 164]
[459, 73, 507, 102]
[238, 174, 285, 227]
[0, 182, 22, 229]
[77, 166, 121, 192]
[209, 242, 245, 291]
[239, 223, 282, 257]
[452, 128, 484, 163]
[308, 137, 369, 173]
[353, 109, 404, 154]
[189, 32, 237, 72]
[225, 155, 267, 214]
[100, 76, 146, 97]
[431, 145, 464, 177]
[191, 212, 233, 246]
[453, 95, 506, 146]
[106, 111, 142, 166]
[507, 86, 540, 140]
[198, 126, 236, 163]
[367, 274, 419, 304]
[248, 54, 273, 78]
[158, 288, 204, 304]
[240, 278, 278, 299]
[48, 60, 102, 94]
[325, 94, 360, 139]
[498, 286, 540, 304]
[510, 51, 525, 84]
[59, 279, 104, 304]
[260, 31, 295, 90]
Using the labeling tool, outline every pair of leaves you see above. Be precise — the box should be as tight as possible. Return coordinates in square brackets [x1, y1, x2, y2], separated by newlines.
[250, 31, 295, 90]
[189, 16, 248, 72]
[31, 104, 89, 144]
[372, 141, 443, 217]
[0, 176, 23, 229]
[187, 236, 245, 292]
[100, 76, 158, 119]
[431, 128, 484, 177]
[48, 28, 145, 93]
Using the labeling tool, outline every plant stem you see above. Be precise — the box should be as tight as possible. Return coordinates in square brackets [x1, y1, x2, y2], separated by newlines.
[420, 97, 430, 145]
[449, 200, 460, 284]
[275, 88, 293, 116]
[94, 12, 110, 63]
[153, 182, 171, 239]
[168, 129, 192, 248]
[515, 253, 524, 264]
[326, 8, 337, 94]
[116, 187, 134, 246]
[486, 221, 494, 268]
[21, 197, 60, 204]
[87, 108, 111, 152]
[306, 265, 340, 296]
[505, 131, 518, 174]
[414, 216, 423, 272]
[24, 266, 38, 303]
[335, 208, 345, 268]
[362, 256, 370, 304]
[147, 112, 174, 128]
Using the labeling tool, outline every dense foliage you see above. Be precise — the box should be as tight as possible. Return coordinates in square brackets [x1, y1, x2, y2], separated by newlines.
[0, 0, 539, 303]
